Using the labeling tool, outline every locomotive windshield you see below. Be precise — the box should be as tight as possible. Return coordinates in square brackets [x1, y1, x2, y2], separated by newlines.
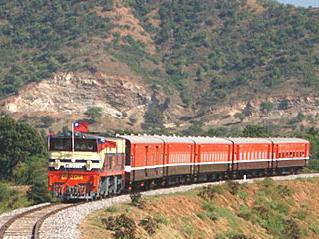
[49, 138, 98, 152]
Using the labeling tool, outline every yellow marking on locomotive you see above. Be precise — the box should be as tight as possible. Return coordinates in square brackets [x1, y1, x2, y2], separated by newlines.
[60, 175, 84, 180]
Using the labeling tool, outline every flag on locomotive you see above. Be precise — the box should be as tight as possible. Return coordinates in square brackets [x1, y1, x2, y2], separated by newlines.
[47, 131, 310, 200]
[73, 121, 89, 133]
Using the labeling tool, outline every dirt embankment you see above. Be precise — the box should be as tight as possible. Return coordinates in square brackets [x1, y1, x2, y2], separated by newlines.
[81, 178, 319, 239]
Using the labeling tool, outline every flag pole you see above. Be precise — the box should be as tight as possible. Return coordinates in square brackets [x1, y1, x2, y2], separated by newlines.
[72, 122, 75, 153]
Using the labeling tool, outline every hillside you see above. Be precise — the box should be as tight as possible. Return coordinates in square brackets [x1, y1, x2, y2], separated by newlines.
[81, 178, 319, 239]
[0, 0, 318, 133]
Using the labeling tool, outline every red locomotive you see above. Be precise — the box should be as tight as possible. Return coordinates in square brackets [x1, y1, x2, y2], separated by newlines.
[48, 134, 310, 199]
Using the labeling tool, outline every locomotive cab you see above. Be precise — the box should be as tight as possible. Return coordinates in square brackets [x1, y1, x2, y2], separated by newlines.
[49, 136, 100, 171]
[48, 134, 125, 200]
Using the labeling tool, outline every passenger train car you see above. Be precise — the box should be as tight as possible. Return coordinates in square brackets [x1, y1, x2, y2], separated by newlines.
[47, 134, 310, 200]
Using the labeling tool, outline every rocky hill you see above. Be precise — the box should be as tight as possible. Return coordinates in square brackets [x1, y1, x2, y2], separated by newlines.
[0, 0, 318, 133]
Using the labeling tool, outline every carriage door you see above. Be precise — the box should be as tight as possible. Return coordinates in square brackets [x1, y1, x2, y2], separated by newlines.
[104, 153, 115, 172]
[145, 146, 149, 177]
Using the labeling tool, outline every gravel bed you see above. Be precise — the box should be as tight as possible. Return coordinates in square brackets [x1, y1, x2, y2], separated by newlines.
[40, 173, 319, 239]
[0, 202, 51, 228]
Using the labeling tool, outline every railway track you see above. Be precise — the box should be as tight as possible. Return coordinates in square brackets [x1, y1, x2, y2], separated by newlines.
[0, 203, 76, 239]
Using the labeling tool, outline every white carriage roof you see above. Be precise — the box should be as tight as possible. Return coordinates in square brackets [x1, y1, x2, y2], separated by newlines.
[120, 135, 309, 145]
[120, 135, 164, 144]
[191, 137, 232, 144]
[268, 138, 309, 143]
[120, 135, 232, 144]
[155, 136, 194, 143]
[228, 138, 272, 144]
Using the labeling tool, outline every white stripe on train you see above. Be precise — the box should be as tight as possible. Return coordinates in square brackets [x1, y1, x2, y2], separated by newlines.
[124, 157, 309, 172]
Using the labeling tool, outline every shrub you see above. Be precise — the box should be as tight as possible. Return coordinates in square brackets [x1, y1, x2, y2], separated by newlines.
[142, 106, 164, 130]
[84, 107, 102, 122]
[130, 192, 145, 209]
[215, 231, 251, 239]
[278, 100, 289, 110]
[276, 185, 293, 198]
[230, 234, 249, 239]
[292, 210, 308, 220]
[40, 116, 55, 127]
[253, 205, 271, 220]
[105, 206, 117, 213]
[237, 205, 253, 221]
[0, 182, 30, 212]
[139, 216, 159, 235]
[102, 214, 137, 239]
[202, 202, 219, 221]
[234, 112, 245, 121]
[27, 180, 51, 204]
[243, 102, 253, 117]
[225, 181, 242, 195]
[153, 213, 170, 225]
[242, 124, 270, 137]
[261, 178, 275, 188]
[283, 219, 301, 239]
[309, 223, 319, 235]
[181, 216, 195, 237]
[308, 159, 319, 171]
[260, 101, 273, 113]
[198, 185, 224, 200]
[237, 190, 248, 200]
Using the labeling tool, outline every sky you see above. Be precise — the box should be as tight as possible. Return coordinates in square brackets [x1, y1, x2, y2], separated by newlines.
[276, 0, 319, 7]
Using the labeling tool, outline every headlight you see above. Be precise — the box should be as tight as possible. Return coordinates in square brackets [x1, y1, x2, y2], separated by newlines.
[86, 160, 92, 171]
[54, 160, 60, 170]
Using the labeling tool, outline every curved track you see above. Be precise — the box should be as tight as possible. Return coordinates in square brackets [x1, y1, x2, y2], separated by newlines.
[0, 203, 76, 239]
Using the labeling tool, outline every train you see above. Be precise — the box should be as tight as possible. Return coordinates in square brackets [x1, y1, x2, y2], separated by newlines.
[47, 133, 310, 200]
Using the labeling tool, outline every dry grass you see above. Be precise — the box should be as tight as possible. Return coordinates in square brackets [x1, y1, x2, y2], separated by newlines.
[81, 178, 319, 239]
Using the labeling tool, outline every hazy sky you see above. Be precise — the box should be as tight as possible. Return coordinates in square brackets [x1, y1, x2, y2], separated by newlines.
[277, 0, 319, 7]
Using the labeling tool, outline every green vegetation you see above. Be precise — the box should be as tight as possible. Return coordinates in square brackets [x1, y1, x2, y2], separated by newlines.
[0, 182, 30, 212]
[139, 216, 162, 235]
[0, 0, 112, 98]
[196, 178, 319, 239]
[127, 0, 319, 109]
[260, 101, 274, 113]
[0, 0, 318, 116]
[236, 182, 301, 238]
[130, 192, 145, 209]
[102, 214, 137, 239]
[85, 107, 103, 122]
[0, 115, 46, 179]
[0, 115, 49, 211]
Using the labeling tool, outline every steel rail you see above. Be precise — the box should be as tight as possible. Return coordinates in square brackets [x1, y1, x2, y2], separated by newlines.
[32, 204, 78, 239]
[0, 203, 76, 239]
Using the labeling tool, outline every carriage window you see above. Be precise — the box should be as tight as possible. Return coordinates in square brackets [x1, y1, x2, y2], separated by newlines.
[49, 138, 71, 151]
[74, 139, 97, 152]
[117, 154, 123, 165]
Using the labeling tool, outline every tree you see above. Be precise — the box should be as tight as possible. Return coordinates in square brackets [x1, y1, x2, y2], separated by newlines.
[40, 116, 55, 127]
[0, 116, 46, 180]
[243, 102, 253, 117]
[242, 124, 270, 137]
[27, 180, 51, 204]
[142, 106, 164, 130]
[85, 107, 103, 122]
[260, 101, 274, 114]
[234, 112, 245, 122]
